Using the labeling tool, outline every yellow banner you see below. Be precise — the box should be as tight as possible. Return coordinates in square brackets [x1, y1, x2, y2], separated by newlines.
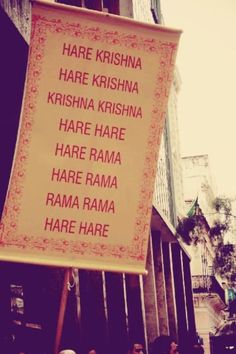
[0, 0, 181, 273]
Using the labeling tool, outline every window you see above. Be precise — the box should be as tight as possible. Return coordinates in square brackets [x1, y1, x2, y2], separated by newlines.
[150, 0, 160, 24]
[11, 284, 24, 316]
[56, 0, 120, 15]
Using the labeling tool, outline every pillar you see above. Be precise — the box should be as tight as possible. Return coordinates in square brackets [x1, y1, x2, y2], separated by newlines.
[162, 243, 178, 339]
[152, 231, 169, 335]
[79, 270, 107, 353]
[182, 253, 196, 341]
[171, 244, 189, 352]
[105, 272, 128, 354]
[143, 235, 159, 344]
[125, 274, 145, 345]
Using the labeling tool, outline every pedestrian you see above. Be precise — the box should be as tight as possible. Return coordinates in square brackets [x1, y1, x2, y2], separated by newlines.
[152, 335, 179, 354]
[128, 341, 145, 354]
[192, 344, 204, 354]
[87, 346, 98, 354]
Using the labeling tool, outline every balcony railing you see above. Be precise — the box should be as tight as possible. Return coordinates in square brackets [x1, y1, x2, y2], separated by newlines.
[192, 275, 225, 304]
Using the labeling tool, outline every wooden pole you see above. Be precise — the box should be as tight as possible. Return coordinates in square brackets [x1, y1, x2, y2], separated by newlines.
[54, 268, 71, 354]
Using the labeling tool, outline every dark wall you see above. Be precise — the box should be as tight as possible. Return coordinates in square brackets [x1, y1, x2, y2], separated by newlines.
[0, 9, 67, 353]
[0, 4, 28, 217]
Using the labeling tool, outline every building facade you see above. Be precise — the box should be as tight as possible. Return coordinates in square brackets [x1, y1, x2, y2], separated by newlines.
[0, 1, 196, 353]
[182, 154, 217, 225]
[182, 155, 227, 354]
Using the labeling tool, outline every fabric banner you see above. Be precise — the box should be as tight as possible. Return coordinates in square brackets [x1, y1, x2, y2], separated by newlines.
[0, 0, 181, 273]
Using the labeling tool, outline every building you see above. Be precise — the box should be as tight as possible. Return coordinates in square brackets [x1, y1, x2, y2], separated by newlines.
[182, 155, 227, 354]
[182, 154, 216, 226]
[0, 1, 196, 353]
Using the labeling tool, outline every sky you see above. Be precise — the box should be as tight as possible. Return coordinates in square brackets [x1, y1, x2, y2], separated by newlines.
[161, 0, 236, 198]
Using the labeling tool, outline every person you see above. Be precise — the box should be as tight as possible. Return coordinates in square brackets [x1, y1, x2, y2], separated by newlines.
[192, 344, 204, 354]
[87, 347, 98, 354]
[128, 341, 145, 354]
[152, 335, 179, 354]
[59, 350, 77, 354]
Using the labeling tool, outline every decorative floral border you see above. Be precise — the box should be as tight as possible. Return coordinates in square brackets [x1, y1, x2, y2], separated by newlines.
[0, 8, 178, 264]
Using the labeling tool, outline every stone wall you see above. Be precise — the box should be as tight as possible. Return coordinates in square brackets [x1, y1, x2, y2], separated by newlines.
[0, 0, 31, 42]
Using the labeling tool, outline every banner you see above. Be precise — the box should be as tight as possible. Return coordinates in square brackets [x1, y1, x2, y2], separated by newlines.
[0, 0, 181, 273]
